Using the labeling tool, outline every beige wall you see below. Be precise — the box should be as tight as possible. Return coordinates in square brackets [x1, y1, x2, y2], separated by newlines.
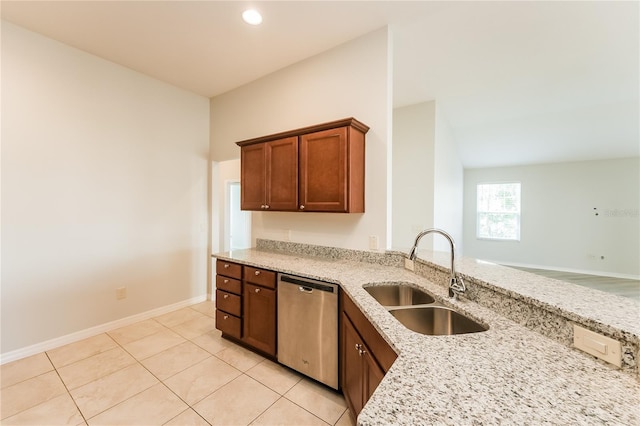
[391, 101, 436, 251]
[210, 28, 391, 250]
[433, 105, 464, 253]
[1, 22, 210, 356]
[391, 101, 464, 254]
[463, 158, 640, 277]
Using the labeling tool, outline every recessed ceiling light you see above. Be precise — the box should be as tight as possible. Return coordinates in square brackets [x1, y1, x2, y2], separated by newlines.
[242, 9, 262, 25]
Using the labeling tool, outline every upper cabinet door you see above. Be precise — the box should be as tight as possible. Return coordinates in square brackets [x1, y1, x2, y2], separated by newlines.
[241, 143, 266, 211]
[299, 127, 348, 212]
[240, 137, 298, 211]
[265, 137, 298, 211]
[299, 125, 365, 213]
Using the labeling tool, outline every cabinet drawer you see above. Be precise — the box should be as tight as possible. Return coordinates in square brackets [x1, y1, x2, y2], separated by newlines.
[216, 289, 241, 316]
[216, 310, 241, 339]
[216, 275, 242, 295]
[244, 266, 276, 289]
[216, 260, 242, 279]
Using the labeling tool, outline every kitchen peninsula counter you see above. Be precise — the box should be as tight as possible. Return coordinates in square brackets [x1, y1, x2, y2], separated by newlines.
[213, 244, 639, 425]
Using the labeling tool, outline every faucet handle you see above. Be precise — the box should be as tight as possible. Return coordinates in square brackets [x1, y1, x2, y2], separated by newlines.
[449, 276, 466, 299]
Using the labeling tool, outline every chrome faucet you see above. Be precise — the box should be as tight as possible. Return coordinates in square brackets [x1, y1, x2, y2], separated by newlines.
[408, 228, 466, 299]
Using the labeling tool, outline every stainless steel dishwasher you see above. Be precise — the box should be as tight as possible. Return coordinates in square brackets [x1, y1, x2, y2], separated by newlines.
[277, 273, 339, 390]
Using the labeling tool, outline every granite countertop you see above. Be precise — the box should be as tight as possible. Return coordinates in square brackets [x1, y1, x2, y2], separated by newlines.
[214, 248, 640, 425]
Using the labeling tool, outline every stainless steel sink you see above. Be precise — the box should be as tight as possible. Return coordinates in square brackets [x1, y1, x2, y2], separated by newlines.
[364, 284, 435, 307]
[389, 306, 488, 335]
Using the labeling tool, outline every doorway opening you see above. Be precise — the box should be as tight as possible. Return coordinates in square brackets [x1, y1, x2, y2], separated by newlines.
[227, 181, 251, 251]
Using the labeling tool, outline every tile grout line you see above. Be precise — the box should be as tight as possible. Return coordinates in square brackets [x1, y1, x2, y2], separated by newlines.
[44, 351, 88, 426]
[147, 306, 287, 424]
[106, 317, 212, 424]
[42, 315, 195, 423]
[281, 392, 347, 426]
[107, 308, 226, 425]
[2, 305, 216, 423]
[3, 302, 352, 425]
[65, 332, 159, 423]
[181, 304, 349, 426]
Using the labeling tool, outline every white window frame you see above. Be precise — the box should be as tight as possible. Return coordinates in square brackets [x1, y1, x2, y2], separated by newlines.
[476, 182, 521, 241]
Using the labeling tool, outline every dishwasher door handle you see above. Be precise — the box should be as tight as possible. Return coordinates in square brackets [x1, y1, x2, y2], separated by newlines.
[298, 286, 313, 293]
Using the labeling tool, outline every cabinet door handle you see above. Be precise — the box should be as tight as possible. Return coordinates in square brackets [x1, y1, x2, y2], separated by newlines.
[223, 315, 229, 320]
[254, 270, 261, 276]
[261, 205, 265, 209]
[224, 264, 230, 268]
[255, 288, 261, 293]
[300, 205, 305, 210]
[223, 279, 229, 283]
[264, 205, 270, 209]
[223, 294, 229, 299]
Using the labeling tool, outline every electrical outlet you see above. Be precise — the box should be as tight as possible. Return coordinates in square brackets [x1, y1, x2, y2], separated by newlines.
[368, 235, 379, 250]
[573, 324, 621, 367]
[116, 287, 127, 300]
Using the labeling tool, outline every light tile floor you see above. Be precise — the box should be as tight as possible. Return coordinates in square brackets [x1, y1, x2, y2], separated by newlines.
[0, 301, 356, 426]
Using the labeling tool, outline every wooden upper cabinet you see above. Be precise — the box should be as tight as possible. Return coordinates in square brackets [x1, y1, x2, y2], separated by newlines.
[236, 118, 368, 213]
[240, 143, 267, 210]
[266, 137, 298, 211]
[240, 137, 298, 211]
[299, 125, 365, 213]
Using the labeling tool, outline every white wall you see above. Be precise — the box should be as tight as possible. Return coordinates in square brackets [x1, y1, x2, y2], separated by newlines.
[210, 28, 391, 251]
[463, 158, 640, 277]
[391, 102, 435, 250]
[433, 105, 464, 253]
[1, 22, 210, 354]
[390, 101, 464, 255]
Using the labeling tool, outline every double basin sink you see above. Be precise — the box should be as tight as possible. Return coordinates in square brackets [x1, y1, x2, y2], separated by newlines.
[364, 284, 488, 335]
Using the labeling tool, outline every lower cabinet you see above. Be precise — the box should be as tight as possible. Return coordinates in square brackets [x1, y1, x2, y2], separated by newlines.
[215, 260, 243, 339]
[343, 314, 365, 414]
[215, 258, 397, 420]
[242, 282, 277, 356]
[215, 260, 277, 358]
[341, 292, 397, 419]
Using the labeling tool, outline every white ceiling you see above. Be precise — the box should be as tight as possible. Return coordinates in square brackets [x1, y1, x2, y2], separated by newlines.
[2, 1, 638, 168]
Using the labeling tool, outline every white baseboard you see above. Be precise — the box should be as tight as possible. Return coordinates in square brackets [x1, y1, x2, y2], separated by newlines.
[0, 294, 208, 365]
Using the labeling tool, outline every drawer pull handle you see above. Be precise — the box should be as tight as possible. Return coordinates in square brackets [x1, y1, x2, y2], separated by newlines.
[223, 315, 229, 320]
[255, 288, 260, 293]
[223, 294, 229, 299]
[300, 205, 305, 210]
[254, 271, 261, 276]
[223, 279, 229, 283]
[224, 264, 230, 269]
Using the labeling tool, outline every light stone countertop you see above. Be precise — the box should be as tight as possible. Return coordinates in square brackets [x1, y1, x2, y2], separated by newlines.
[214, 248, 640, 425]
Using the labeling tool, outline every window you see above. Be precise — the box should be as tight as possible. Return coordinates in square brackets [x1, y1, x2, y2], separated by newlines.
[476, 182, 521, 241]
